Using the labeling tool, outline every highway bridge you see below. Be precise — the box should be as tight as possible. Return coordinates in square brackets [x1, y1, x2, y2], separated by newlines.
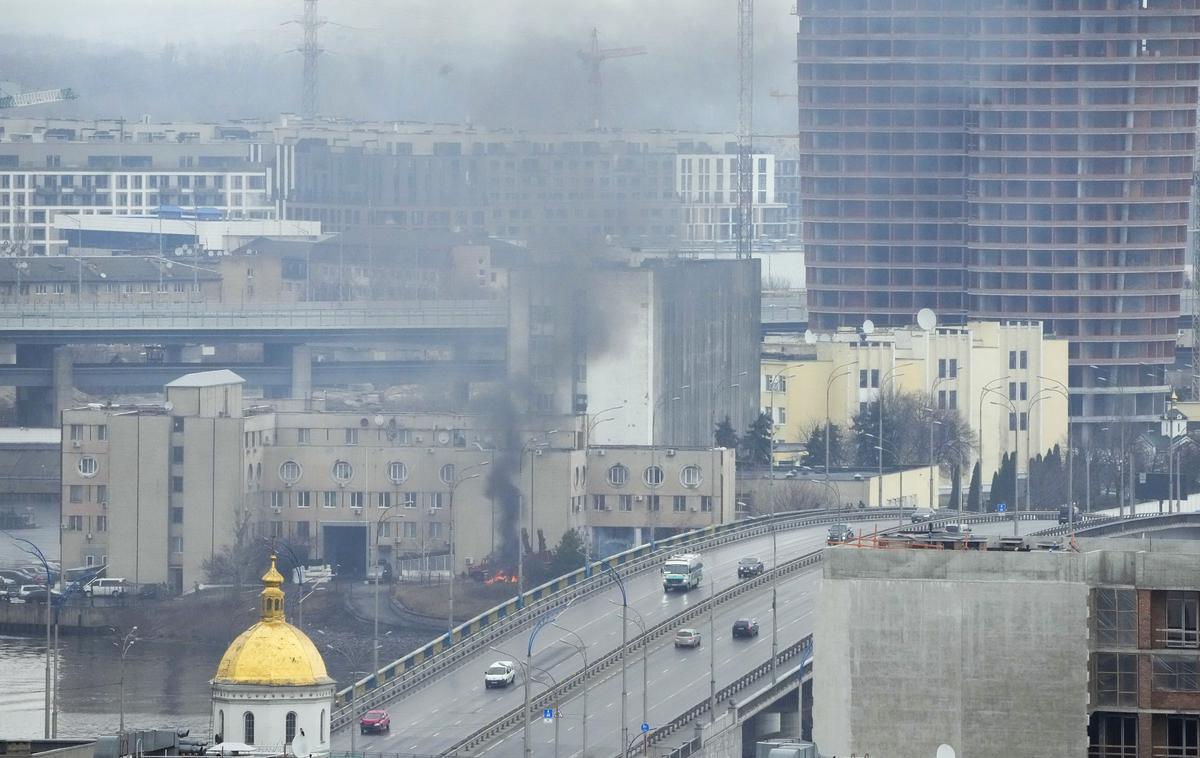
[331, 510, 1057, 757]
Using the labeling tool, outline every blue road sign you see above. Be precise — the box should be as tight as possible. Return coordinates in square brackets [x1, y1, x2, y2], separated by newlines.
[543, 708, 554, 721]
[641, 723, 650, 733]
[996, 503, 1006, 514]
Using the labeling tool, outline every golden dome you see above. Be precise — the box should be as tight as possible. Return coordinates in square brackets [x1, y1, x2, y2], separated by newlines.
[213, 556, 332, 687]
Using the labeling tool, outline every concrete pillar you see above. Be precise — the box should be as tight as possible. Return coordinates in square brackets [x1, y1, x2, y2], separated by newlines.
[263, 343, 306, 399]
[755, 711, 782, 739]
[52, 346, 73, 420]
[780, 708, 801, 739]
[801, 679, 813, 742]
[164, 345, 184, 363]
[15, 344, 71, 427]
[291, 344, 312, 400]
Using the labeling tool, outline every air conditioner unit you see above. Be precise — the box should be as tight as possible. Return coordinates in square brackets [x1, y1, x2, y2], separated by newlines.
[263, 435, 272, 445]
[635, 495, 644, 502]
[596, 449, 606, 457]
[666, 449, 677, 457]
[603, 504, 611, 511]
[415, 435, 424, 443]
[86, 533, 93, 541]
[535, 448, 544, 456]
[100, 501, 108, 509]
[338, 482, 346, 488]
[72, 439, 81, 448]
[284, 482, 292, 489]
[689, 506, 698, 513]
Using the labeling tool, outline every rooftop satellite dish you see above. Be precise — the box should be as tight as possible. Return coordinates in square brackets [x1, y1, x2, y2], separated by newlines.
[917, 307, 938, 331]
[163, 401, 174, 412]
[374, 415, 385, 427]
[936, 746, 956, 758]
[862, 319, 875, 335]
[291, 732, 310, 758]
[804, 330, 818, 345]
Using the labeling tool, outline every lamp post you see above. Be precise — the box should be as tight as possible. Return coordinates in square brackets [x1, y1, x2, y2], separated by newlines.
[650, 391, 686, 548]
[976, 376, 1009, 513]
[447, 460, 489, 635]
[585, 405, 625, 572]
[608, 599, 648, 755]
[490, 604, 562, 758]
[990, 396, 1021, 536]
[117, 626, 138, 733]
[874, 363, 911, 524]
[371, 509, 405, 678]
[551, 624, 589, 758]
[807, 478, 843, 509]
[520, 430, 558, 601]
[1038, 376, 1072, 524]
[865, 432, 904, 523]
[528, 664, 562, 758]
[708, 372, 748, 443]
[602, 560, 630, 756]
[10, 536, 53, 737]
[1024, 390, 1059, 511]
[824, 361, 856, 476]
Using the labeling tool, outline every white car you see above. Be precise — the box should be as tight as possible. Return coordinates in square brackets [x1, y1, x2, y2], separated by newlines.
[673, 628, 702, 648]
[484, 660, 516, 689]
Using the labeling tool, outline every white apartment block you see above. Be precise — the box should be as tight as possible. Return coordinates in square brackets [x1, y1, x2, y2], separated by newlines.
[675, 153, 788, 242]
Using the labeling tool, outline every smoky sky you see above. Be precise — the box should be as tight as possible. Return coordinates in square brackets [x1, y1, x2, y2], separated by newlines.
[2, 0, 798, 132]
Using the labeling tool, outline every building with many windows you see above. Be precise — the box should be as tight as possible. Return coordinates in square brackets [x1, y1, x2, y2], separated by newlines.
[797, 1, 1200, 422]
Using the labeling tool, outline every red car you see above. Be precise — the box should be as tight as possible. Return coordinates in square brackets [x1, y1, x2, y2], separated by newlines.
[359, 709, 390, 734]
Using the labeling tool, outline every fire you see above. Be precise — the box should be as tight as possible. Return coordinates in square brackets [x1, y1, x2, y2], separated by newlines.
[483, 571, 519, 585]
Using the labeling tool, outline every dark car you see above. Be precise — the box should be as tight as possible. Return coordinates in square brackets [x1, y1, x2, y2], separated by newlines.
[359, 709, 390, 734]
[1058, 505, 1082, 524]
[732, 618, 759, 638]
[737, 557, 764, 578]
[827, 523, 854, 545]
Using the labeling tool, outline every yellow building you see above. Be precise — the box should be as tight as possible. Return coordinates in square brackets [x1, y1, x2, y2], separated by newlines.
[762, 321, 1069, 500]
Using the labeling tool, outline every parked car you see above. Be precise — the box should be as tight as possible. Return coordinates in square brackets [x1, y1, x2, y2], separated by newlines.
[737, 557, 764, 578]
[826, 524, 854, 544]
[910, 509, 936, 524]
[484, 660, 516, 688]
[17, 584, 61, 602]
[732, 618, 760, 638]
[673, 628, 702, 648]
[86, 578, 129, 597]
[940, 524, 972, 537]
[359, 709, 391, 734]
[1058, 505, 1082, 524]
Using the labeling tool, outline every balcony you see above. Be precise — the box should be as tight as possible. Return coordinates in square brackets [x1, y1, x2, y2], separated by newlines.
[1159, 626, 1200, 650]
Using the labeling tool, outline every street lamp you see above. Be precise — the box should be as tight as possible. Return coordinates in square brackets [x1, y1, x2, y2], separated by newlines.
[864, 432, 904, 525]
[528, 664, 561, 758]
[807, 478, 843, 509]
[650, 391, 686, 548]
[607, 598, 649, 755]
[707, 371, 748, 443]
[371, 509, 406, 678]
[990, 396, 1021, 536]
[824, 361, 856, 476]
[117, 626, 138, 733]
[873, 363, 912, 522]
[489, 601, 570, 758]
[10, 535, 53, 737]
[520, 430, 559, 601]
[976, 376, 1010, 513]
[448, 460, 490, 634]
[551, 625, 589, 758]
[602, 560, 631, 756]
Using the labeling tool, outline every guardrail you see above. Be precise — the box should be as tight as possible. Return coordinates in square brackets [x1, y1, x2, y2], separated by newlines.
[442, 545, 828, 756]
[1030, 511, 1200, 538]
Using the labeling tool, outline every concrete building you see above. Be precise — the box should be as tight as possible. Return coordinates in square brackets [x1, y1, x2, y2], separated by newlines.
[797, 2, 1199, 423]
[60, 372, 739, 591]
[675, 152, 788, 243]
[53, 213, 320, 257]
[736, 466, 936, 513]
[508, 256, 761, 449]
[0, 427, 59, 508]
[762, 320, 1070, 489]
[0, 255, 222, 306]
[815, 539, 1200, 758]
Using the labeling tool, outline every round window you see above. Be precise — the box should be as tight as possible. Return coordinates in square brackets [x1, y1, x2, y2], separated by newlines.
[607, 464, 629, 487]
[279, 460, 302, 484]
[332, 460, 353, 483]
[644, 465, 664, 487]
[680, 465, 703, 488]
[388, 461, 408, 484]
[440, 463, 456, 484]
[78, 456, 98, 477]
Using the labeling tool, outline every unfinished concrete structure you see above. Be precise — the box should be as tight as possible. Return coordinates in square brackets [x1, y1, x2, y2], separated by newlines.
[815, 540, 1200, 758]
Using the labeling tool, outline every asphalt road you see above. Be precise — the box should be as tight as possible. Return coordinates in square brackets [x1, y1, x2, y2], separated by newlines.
[336, 516, 1053, 755]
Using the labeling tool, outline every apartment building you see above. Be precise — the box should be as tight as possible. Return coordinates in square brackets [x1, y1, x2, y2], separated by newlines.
[675, 152, 788, 242]
[797, 1, 1199, 422]
[0, 255, 221, 306]
[762, 320, 1069, 488]
[815, 540, 1200, 758]
[60, 371, 738, 592]
[0, 142, 275, 256]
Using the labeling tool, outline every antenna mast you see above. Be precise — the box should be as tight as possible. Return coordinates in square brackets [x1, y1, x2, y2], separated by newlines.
[736, 0, 754, 259]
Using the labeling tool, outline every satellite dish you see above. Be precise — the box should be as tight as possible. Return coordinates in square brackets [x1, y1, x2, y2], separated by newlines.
[917, 308, 938, 331]
[163, 401, 174, 412]
[936, 746, 956, 758]
[291, 732, 310, 758]
[374, 415, 385, 427]
[804, 330, 817, 345]
[862, 319, 875, 335]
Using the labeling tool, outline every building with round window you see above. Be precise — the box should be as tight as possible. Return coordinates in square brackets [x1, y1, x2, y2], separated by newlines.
[211, 556, 335, 757]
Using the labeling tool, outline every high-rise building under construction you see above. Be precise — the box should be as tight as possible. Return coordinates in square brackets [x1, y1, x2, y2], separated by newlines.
[798, 0, 1200, 422]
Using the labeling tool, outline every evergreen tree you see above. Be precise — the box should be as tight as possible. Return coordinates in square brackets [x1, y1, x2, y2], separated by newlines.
[946, 464, 961, 511]
[740, 413, 774, 466]
[714, 415, 739, 449]
[802, 422, 844, 471]
[545, 528, 587, 579]
[967, 460, 982, 512]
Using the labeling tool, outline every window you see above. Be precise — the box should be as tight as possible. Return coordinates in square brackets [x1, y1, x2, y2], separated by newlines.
[332, 460, 353, 483]
[948, 359, 958, 378]
[298, 428, 311, 444]
[1165, 592, 1199, 648]
[78, 456, 98, 477]
[171, 446, 184, 464]
[767, 374, 787, 392]
[948, 390, 957, 410]
[620, 494, 633, 511]
[350, 491, 364, 508]
[69, 485, 83, 503]
[297, 491, 311, 508]
[859, 369, 868, 388]
[870, 369, 879, 388]
[1019, 412, 1028, 431]
[243, 712, 255, 745]
[345, 428, 359, 445]
[1009, 350, 1017, 370]
[1153, 656, 1200, 691]
[608, 464, 629, 487]
[171, 475, 183, 493]
[320, 710, 325, 742]
[1009, 413, 1017, 432]
[673, 495, 687, 512]
[429, 521, 443, 539]
[388, 461, 408, 484]
[270, 492, 285, 509]
[1009, 382, 1018, 401]
[173, 417, 184, 433]
[1020, 351, 1028, 369]
[279, 460, 302, 484]
[1094, 653, 1137, 707]
[218, 711, 224, 742]
[67, 515, 83, 530]
[403, 521, 417, 538]
[96, 515, 107, 532]
[647, 495, 660, 511]
[701, 496, 713, 512]
[377, 491, 391, 508]
[1095, 588, 1138, 645]
[285, 712, 297, 745]
[644, 465, 665, 487]
[592, 495, 606, 511]
[440, 463, 456, 485]
[167, 507, 182, 524]
[402, 492, 417, 509]
[323, 491, 338, 508]
[775, 407, 787, 424]
[96, 424, 108, 441]
[427, 492, 444, 509]
[69, 424, 82, 442]
[171, 536, 184, 554]
[680, 465, 703, 488]
[1019, 382, 1028, 401]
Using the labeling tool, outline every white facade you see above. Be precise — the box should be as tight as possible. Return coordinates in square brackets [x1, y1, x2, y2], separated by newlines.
[53, 214, 320, 255]
[675, 153, 788, 242]
[211, 682, 335, 758]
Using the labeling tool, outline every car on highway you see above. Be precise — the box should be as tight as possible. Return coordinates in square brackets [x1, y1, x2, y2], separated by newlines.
[737, 557, 764, 578]
[1058, 505, 1082, 524]
[940, 523, 972, 537]
[673, 628, 702, 648]
[826, 523, 854, 544]
[910, 508, 936, 524]
[484, 660, 517, 688]
[359, 709, 391, 734]
[732, 618, 759, 638]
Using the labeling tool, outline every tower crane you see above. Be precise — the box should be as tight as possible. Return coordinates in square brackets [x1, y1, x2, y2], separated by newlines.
[0, 87, 77, 110]
[578, 28, 646, 130]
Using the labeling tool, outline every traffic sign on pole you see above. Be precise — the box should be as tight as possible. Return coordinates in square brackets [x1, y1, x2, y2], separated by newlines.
[996, 503, 1006, 514]
[543, 708, 554, 723]
[641, 723, 650, 733]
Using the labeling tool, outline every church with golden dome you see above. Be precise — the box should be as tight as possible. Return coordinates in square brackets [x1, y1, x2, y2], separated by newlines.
[211, 556, 334, 757]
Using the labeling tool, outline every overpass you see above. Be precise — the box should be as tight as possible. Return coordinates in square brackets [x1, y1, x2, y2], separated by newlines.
[331, 510, 1057, 757]
[1033, 509, 1200, 539]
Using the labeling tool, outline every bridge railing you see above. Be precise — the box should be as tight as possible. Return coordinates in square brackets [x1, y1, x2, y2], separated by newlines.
[330, 506, 911, 727]
[1030, 510, 1198, 538]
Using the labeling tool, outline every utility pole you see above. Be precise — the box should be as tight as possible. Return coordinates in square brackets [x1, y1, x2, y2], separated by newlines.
[736, 0, 754, 259]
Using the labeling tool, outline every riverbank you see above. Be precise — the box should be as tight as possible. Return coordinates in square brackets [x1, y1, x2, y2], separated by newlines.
[393, 579, 517, 620]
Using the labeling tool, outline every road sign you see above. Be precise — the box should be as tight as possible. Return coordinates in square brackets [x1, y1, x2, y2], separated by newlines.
[543, 708, 554, 723]
[641, 723, 650, 733]
[996, 503, 1006, 514]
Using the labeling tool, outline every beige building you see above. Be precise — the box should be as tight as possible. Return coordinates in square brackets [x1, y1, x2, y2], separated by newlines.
[737, 465, 936, 513]
[61, 371, 738, 592]
[762, 320, 1069, 497]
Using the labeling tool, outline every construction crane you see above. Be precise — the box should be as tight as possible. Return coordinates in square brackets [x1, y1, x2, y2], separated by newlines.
[0, 87, 77, 110]
[736, 0, 754, 259]
[578, 28, 646, 130]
